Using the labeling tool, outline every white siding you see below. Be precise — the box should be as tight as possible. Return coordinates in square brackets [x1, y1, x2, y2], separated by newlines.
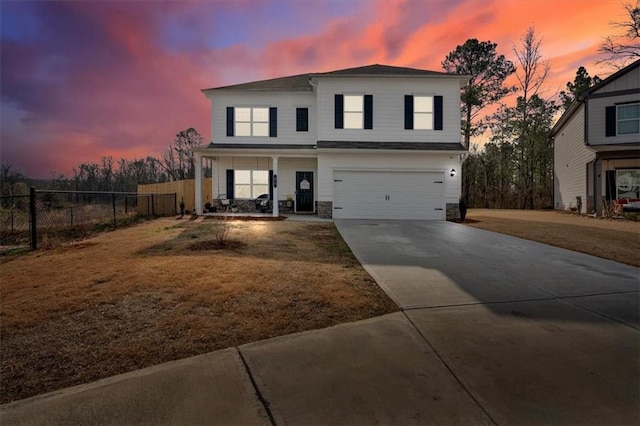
[210, 91, 317, 145]
[553, 104, 595, 213]
[318, 152, 461, 204]
[314, 77, 462, 143]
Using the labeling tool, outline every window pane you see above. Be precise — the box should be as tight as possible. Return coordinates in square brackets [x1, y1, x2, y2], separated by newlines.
[253, 122, 269, 136]
[618, 120, 640, 134]
[618, 104, 639, 119]
[344, 95, 363, 112]
[235, 170, 251, 184]
[344, 112, 363, 129]
[414, 96, 432, 113]
[235, 122, 251, 136]
[252, 185, 269, 198]
[235, 185, 251, 199]
[252, 170, 269, 184]
[414, 112, 433, 129]
[235, 108, 251, 121]
[253, 107, 269, 122]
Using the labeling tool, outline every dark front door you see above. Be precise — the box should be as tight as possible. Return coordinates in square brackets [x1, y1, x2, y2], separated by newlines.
[296, 171, 314, 212]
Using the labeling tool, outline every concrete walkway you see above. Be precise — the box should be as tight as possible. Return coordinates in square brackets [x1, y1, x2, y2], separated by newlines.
[2, 220, 639, 425]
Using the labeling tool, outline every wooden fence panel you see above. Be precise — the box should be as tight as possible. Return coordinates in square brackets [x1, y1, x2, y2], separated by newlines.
[137, 178, 212, 213]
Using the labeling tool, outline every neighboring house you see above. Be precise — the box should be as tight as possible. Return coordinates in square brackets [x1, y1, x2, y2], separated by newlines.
[551, 59, 640, 215]
[193, 64, 469, 219]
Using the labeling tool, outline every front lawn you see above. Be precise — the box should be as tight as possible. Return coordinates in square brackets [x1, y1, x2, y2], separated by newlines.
[0, 217, 398, 403]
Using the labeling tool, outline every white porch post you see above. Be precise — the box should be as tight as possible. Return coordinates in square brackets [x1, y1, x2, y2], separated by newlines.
[272, 156, 279, 217]
[195, 152, 203, 215]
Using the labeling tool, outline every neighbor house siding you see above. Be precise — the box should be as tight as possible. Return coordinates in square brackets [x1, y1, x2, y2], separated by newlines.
[588, 92, 640, 146]
[317, 152, 461, 204]
[314, 77, 462, 143]
[211, 91, 317, 145]
[553, 104, 595, 213]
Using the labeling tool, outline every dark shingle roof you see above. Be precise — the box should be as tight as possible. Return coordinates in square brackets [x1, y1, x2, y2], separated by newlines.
[312, 64, 452, 78]
[203, 64, 465, 92]
[317, 141, 467, 151]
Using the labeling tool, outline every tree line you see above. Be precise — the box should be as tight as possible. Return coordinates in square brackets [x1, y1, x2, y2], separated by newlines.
[1, 128, 208, 197]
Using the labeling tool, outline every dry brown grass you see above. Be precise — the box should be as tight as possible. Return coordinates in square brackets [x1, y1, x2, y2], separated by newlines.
[466, 209, 640, 267]
[0, 217, 397, 403]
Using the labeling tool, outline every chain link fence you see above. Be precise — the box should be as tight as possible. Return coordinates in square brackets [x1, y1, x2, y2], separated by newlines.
[0, 189, 177, 250]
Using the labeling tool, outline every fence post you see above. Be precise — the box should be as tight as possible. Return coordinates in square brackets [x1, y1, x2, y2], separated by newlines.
[125, 196, 128, 214]
[112, 193, 116, 229]
[70, 206, 74, 227]
[29, 187, 37, 250]
[174, 193, 178, 215]
[151, 194, 155, 217]
[11, 210, 14, 232]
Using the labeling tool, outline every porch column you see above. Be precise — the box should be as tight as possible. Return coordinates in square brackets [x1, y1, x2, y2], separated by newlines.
[195, 152, 203, 215]
[272, 156, 279, 217]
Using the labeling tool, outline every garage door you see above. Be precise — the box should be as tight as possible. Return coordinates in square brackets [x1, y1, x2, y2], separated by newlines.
[333, 170, 445, 220]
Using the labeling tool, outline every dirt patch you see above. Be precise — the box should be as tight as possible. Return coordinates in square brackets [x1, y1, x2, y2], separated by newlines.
[466, 209, 640, 267]
[0, 218, 398, 403]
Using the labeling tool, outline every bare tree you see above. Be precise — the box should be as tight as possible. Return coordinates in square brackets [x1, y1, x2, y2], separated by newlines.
[599, 1, 640, 69]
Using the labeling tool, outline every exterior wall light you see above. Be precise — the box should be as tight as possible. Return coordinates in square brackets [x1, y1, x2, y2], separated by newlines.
[450, 168, 457, 177]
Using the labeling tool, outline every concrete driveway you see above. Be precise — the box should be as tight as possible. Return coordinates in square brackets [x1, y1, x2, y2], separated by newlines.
[335, 219, 640, 424]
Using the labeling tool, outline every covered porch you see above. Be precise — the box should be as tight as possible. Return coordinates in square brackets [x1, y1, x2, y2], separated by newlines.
[193, 145, 317, 217]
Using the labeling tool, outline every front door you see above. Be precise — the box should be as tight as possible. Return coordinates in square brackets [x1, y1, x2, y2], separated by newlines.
[296, 171, 314, 212]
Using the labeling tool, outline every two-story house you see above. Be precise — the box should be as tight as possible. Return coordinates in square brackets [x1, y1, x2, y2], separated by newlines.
[193, 64, 469, 219]
[551, 59, 640, 215]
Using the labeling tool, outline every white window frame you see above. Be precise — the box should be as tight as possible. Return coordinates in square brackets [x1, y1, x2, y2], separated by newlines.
[617, 103, 640, 135]
[414, 95, 433, 130]
[235, 107, 269, 137]
[344, 94, 363, 129]
[234, 170, 269, 199]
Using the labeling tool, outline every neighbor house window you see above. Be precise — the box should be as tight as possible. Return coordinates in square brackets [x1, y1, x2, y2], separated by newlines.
[234, 170, 269, 199]
[414, 96, 433, 130]
[296, 107, 309, 132]
[235, 107, 269, 137]
[617, 103, 640, 134]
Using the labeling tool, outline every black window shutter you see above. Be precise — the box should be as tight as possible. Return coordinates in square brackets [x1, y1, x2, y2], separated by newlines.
[434, 96, 443, 130]
[296, 108, 309, 131]
[226, 169, 234, 199]
[226, 107, 234, 136]
[404, 95, 413, 129]
[605, 170, 616, 200]
[364, 94, 373, 129]
[335, 94, 344, 129]
[269, 170, 274, 200]
[269, 107, 277, 137]
[605, 106, 616, 137]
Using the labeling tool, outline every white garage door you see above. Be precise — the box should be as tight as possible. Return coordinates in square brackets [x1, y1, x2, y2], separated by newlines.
[333, 170, 445, 220]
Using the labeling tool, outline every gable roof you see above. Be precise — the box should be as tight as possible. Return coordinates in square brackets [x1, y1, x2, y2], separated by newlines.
[203, 64, 466, 93]
[551, 59, 640, 136]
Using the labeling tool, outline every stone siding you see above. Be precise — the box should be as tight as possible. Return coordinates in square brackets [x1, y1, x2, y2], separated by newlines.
[446, 203, 460, 221]
[317, 201, 333, 219]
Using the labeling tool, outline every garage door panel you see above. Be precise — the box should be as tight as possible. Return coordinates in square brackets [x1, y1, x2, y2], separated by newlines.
[333, 171, 445, 220]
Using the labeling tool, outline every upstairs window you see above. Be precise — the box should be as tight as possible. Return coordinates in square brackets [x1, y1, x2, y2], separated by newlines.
[414, 96, 433, 130]
[235, 107, 269, 137]
[335, 94, 372, 129]
[227, 107, 277, 137]
[296, 107, 309, 132]
[344, 95, 364, 129]
[405, 95, 443, 130]
[618, 103, 639, 135]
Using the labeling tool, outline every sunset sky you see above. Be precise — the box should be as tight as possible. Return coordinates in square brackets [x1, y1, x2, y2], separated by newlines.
[0, 0, 626, 178]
